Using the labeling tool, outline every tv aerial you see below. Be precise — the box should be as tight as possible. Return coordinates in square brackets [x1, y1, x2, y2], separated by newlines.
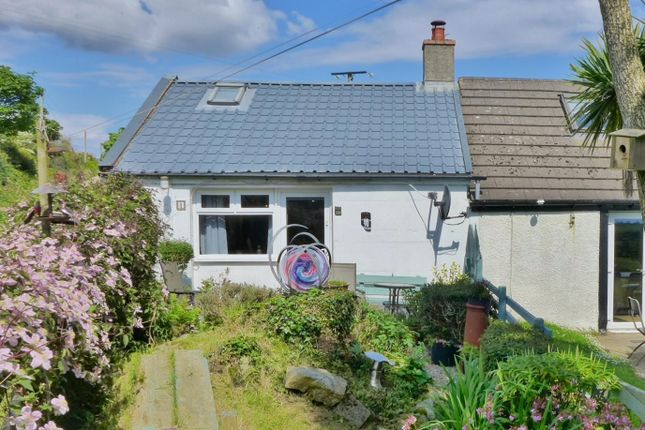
[331, 70, 374, 82]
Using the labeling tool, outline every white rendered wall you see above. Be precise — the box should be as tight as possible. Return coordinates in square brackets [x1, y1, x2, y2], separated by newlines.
[144, 177, 470, 289]
[473, 211, 600, 329]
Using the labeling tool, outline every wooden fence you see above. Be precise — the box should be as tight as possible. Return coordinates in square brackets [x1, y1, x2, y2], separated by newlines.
[483, 280, 553, 339]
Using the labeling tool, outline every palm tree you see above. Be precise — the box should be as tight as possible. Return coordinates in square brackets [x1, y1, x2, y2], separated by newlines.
[569, 25, 645, 194]
[570, 25, 645, 146]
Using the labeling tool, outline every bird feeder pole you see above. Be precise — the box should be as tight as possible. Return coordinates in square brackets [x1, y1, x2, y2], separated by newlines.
[35, 94, 51, 236]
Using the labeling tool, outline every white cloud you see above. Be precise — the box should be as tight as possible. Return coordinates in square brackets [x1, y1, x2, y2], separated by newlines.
[42, 64, 154, 88]
[0, 0, 308, 56]
[286, 11, 316, 35]
[52, 112, 111, 156]
[286, 0, 602, 66]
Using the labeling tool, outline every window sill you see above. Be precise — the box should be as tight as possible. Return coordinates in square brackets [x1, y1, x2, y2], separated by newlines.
[193, 255, 274, 264]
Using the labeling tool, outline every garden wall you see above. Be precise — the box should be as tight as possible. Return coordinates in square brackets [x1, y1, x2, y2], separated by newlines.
[473, 210, 600, 329]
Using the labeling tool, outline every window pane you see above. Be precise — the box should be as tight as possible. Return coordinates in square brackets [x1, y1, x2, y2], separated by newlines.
[201, 195, 229, 208]
[199, 215, 271, 255]
[210, 86, 241, 103]
[613, 221, 643, 322]
[287, 197, 324, 245]
[241, 195, 269, 208]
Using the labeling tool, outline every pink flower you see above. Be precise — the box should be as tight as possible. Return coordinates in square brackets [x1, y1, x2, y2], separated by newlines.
[29, 346, 53, 370]
[50, 395, 69, 416]
[402, 415, 417, 430]
[39, 421, 62, 430]
[10, 405, 42, 430]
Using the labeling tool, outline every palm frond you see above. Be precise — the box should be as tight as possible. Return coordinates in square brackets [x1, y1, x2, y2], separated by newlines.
[569, 25, 645, 149]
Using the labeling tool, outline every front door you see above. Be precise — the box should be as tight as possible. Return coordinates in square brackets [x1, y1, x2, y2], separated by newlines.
[608, 213, 645, 330]
[285, 194, 330, 247]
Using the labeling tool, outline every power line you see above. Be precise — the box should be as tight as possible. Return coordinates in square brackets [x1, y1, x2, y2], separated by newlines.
[67, 0, 403, 138]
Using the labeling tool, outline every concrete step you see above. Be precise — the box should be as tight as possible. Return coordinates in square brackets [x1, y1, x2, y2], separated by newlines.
[131, 350, 175, 430]
[175, 350, 219, 430]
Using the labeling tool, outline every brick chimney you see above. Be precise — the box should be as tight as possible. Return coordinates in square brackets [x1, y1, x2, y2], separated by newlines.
[422, 20, 455, 82]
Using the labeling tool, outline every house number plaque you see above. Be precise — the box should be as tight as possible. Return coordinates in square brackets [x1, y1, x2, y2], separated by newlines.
[176, 200, 186, 211]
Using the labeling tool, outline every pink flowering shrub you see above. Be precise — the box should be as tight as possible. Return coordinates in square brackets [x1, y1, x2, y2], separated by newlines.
[1, 174, 167, 429]
[0, 225, 128, 429]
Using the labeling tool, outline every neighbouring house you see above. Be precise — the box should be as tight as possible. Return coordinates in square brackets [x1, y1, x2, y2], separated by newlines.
[461, 77, 640, 331]
[100, 22, 476, 289]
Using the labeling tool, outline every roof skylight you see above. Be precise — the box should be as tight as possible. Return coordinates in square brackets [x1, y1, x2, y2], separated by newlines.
[559, 94, 586, 133]
[207, 84, 246, 105]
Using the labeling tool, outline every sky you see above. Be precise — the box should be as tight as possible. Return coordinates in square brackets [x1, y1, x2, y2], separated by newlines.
[0, 0, 643, 156]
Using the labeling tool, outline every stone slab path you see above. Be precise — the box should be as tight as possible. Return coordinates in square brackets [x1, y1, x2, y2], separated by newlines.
[131, 349, 219, 430]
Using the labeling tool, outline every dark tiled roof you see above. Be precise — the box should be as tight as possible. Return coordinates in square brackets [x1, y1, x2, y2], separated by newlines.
[459, 77, 635, 203]
[101, 78, 472, 176]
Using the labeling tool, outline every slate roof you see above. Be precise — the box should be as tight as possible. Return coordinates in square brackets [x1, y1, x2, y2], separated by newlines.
[459, 77, 637, 205]
[101, 77, 472, 177]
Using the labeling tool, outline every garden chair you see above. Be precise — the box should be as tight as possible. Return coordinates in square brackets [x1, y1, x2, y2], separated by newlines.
[627, 297, 645, 364]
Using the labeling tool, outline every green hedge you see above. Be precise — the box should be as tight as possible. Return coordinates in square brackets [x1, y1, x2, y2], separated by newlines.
[480, 320, 550, 369]
[406, 281, 494, 342]
[264, 288, 358, 346]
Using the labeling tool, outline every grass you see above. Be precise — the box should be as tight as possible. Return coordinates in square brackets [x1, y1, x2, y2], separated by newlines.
[547, 323, 645, 390]
[0, 157, 36, 225]
[107, 306, 355, 430]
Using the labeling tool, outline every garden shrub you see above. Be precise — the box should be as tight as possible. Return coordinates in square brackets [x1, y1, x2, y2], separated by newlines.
[196, 275, 274, 324]
[494, 350, 621, 428]
[1, 174, 168, 429]
[480, 320, 550, 369]
[264, 288, 357, 346]
[431, 351, 630, 430]
[353, 303, 415, 355]
[63, 173, 167, 351]
[219, 335, 262, 365]
[158, 239, 194, 271]
[152, 295, 204, 340]
[0, 224, 129, 429]
[433, 353, 496, 429]
[406, 278, 494, 343]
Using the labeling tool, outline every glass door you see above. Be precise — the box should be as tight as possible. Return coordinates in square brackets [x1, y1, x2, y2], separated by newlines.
[286, 197, 326, 245]
[608, 213, 645, 330]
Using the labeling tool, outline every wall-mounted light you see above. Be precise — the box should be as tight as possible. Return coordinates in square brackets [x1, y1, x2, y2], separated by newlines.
[361, 212, 371, 231]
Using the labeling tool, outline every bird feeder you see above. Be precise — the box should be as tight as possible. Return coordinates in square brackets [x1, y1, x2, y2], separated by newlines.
[609, 128, 645, 170]
[364, 351, 395, 390]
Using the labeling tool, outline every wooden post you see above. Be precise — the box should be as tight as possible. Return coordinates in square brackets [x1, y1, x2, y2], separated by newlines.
[498, 286, 508, 322]
[36, 95, 48, 211]
[534, 318, 545, 332]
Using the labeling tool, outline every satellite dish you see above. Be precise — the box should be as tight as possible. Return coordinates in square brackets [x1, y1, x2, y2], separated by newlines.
[434, 186, 451, 220]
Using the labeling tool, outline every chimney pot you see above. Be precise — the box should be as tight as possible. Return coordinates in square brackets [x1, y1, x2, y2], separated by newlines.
[431, 20, 446, 41]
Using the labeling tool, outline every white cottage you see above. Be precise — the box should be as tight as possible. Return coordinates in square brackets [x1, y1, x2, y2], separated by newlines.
[100, 23, 477, 289]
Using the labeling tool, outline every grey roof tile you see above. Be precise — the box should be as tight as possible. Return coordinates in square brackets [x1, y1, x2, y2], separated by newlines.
[105, 80, 471, 176]
[459, 77, 636, 203]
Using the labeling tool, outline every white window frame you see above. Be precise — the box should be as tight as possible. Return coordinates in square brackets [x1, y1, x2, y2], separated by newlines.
[193, 189, 275, 262]
[607, 211, 644, 331]
[207, 84, 246, 106]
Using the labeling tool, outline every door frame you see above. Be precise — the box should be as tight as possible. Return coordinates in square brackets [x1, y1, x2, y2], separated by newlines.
[607, 211, 644, 331]
[279, 190, 332, 254]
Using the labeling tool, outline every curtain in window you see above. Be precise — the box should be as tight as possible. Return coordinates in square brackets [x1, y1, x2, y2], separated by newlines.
[200, 215, 228, 254]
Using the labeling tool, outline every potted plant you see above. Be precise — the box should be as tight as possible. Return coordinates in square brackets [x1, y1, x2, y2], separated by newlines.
[159, 239, 194, 291]
[325, 279, 350, 290]
[429, 338, 461, 366]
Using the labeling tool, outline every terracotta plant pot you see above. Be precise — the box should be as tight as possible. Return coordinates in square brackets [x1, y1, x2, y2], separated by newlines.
[430, 341, 460, 366]
[463, 301, 489, 347]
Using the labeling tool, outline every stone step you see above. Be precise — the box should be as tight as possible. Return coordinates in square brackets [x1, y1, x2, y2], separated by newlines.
[175, 350, 219, 430]
[131, 350, 175, 430]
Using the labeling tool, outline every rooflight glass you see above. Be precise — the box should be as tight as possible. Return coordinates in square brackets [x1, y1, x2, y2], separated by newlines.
[208, 85, 245, 105]
[560, 94, 586, 133]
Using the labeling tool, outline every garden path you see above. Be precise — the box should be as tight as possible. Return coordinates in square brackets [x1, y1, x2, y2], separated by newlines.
[596, 332, 645, 377]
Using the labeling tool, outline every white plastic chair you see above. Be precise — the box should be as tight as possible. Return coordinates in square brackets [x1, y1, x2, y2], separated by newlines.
[627, 296, 645, 364]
